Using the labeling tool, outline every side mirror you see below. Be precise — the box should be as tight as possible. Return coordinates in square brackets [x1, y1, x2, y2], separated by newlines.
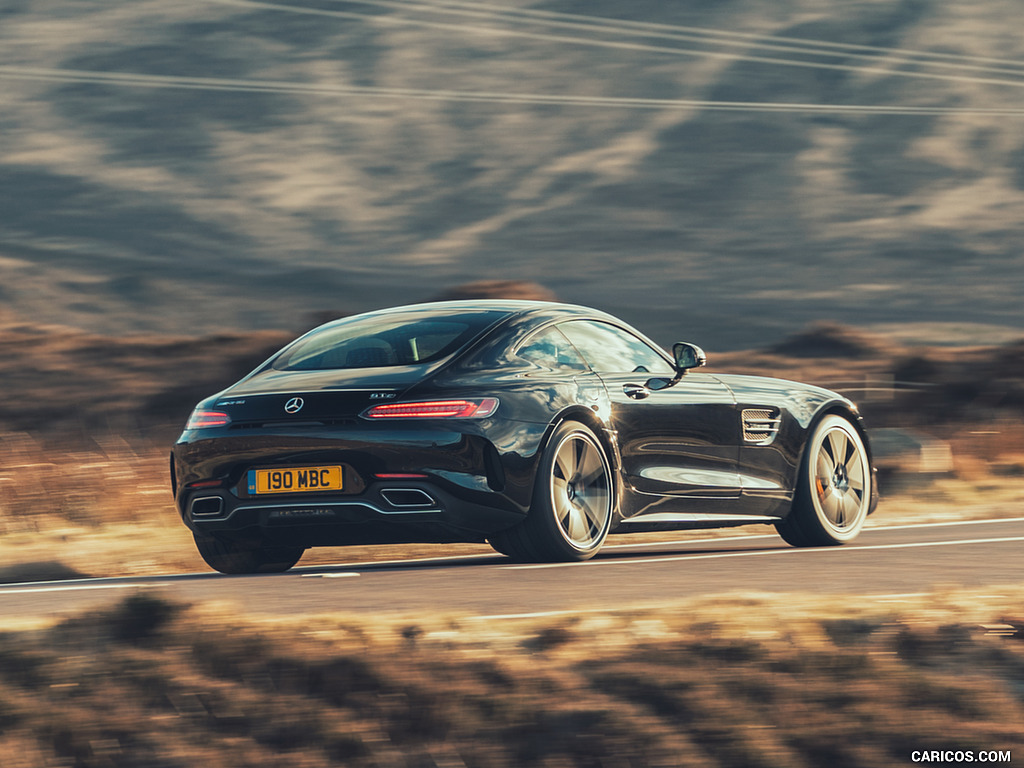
[672, 342, 707, 374]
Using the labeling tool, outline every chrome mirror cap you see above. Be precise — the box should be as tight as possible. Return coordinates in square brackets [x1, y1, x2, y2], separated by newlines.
[672, 342, 707, 373]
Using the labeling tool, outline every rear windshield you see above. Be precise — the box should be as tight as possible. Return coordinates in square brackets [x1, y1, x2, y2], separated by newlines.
[272, 309, 508, 371]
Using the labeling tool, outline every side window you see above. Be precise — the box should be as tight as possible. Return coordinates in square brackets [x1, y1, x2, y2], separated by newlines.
[517, 326, 589, 371]
[559, 320, 674, 375]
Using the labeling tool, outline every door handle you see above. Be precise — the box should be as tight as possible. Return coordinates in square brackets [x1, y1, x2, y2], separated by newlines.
[622, 383, 651, 400]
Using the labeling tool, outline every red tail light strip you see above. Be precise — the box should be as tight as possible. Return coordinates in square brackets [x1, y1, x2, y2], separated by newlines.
[186, 410, 232, 429]
[362, 398, 499, 419]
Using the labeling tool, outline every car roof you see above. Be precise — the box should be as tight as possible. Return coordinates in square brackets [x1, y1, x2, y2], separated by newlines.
[352, 299, 619, 323]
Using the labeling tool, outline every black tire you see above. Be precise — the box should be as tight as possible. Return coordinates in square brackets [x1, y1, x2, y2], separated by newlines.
[193, 533, 304, 574]
[775, 518, 812, 547]
[776, 414, 871, 547]
[488, 420, 614, 562]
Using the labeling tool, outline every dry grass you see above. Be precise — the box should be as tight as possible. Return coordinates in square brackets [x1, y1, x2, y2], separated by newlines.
[0, 589, 1022, 767]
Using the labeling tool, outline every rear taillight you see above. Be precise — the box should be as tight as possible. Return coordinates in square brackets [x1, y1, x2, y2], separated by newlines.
[361, 398, 499, 419]
[186, 409, 232, 429]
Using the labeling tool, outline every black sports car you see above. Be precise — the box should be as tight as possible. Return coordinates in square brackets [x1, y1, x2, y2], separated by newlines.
[172, 301, 878, 573]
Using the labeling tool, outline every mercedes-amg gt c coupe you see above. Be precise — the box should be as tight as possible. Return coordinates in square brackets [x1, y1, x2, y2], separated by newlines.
[172, 300, 878, 573]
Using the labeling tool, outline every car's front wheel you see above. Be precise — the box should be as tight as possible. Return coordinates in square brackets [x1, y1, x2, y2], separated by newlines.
[193, 533, 304, 574]
[777, 414, 871, 547]
[489, 420, 614, 562]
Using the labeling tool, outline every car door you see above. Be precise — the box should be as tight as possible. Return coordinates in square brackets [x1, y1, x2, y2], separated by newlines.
[558, 320, 741, 513]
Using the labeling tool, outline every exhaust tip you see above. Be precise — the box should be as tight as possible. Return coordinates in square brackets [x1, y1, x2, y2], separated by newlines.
[380, 488, 435, 508]
[190, 496, 225, 518]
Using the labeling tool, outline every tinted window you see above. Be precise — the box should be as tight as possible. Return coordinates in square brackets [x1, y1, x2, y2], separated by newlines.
[274, 310, 507, 370]
[559, 320, 674, 375]
[518, 326, 588, 371]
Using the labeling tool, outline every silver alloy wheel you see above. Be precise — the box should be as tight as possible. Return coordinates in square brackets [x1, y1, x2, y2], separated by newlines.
[809, 416, 869, 539]
[549, 430, 612, 551]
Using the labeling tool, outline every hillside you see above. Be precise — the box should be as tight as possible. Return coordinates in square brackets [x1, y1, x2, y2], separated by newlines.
[2, 0, 1024, 348]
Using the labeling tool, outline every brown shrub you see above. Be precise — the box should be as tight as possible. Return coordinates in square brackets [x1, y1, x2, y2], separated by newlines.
[770, 322, 900, 359]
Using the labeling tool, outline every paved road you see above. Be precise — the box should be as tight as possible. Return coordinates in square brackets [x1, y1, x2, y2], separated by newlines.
[1, 518, 1022, 621]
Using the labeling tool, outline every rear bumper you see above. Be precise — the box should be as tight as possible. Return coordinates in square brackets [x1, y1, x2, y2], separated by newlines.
[177, 479, 526, 546]
[171, 422, 544, 547]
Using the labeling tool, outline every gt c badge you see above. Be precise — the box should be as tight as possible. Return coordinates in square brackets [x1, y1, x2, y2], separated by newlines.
[284, 397, 305, 414]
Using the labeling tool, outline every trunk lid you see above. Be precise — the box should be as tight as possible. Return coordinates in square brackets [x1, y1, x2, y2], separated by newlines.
[214, 367, 425, 425]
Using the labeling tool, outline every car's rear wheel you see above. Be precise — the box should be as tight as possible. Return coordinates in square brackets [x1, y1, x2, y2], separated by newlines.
[777, 414, 870, 547]
[193, 533, 304, 574]
[489, 420, 614, 562]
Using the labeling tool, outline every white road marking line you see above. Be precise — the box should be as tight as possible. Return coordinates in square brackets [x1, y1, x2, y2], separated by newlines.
[869, 516, 1024, 531]
[293, 552, 497, 572]
[469, 607, 618, 621]
[1, 519, 1022, 592]
[299, 573, 360, 579]
[503, 535, 1024, 570]
[286, 536, 767, 571]
[0, 583, 160, 596]
[470, 591, 1011, 620]
[605, 533, 774, 549]
[869, 593, 929, 601]
[298, 519, 1024, 569]
[469, 591, 1004, 619]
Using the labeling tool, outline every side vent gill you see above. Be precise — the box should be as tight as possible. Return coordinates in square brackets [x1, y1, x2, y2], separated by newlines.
[742, 409, 781, 445]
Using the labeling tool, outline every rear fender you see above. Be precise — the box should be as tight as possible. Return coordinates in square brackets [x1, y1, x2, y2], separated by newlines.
[546, 406, 625, 522]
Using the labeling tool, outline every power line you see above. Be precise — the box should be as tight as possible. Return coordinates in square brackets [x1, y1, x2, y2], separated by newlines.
[397, 0, 1024, 69]
[205, 0, 1024, 90]
[330, 0, 1024, 76]
[5, 65, 1024, 116]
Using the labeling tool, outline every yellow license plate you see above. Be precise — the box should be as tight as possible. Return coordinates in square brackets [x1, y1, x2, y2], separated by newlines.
[248, 466, 343, 495]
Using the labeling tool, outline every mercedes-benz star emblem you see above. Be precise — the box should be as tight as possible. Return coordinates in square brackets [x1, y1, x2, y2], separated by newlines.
[284, 397, 305, 414]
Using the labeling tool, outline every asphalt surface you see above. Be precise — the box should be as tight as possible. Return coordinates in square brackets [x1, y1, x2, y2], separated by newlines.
[1, 518, 1022, 621]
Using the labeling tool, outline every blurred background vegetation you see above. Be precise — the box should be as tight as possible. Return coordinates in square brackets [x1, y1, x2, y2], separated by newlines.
[1, 590, 1023, 768]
